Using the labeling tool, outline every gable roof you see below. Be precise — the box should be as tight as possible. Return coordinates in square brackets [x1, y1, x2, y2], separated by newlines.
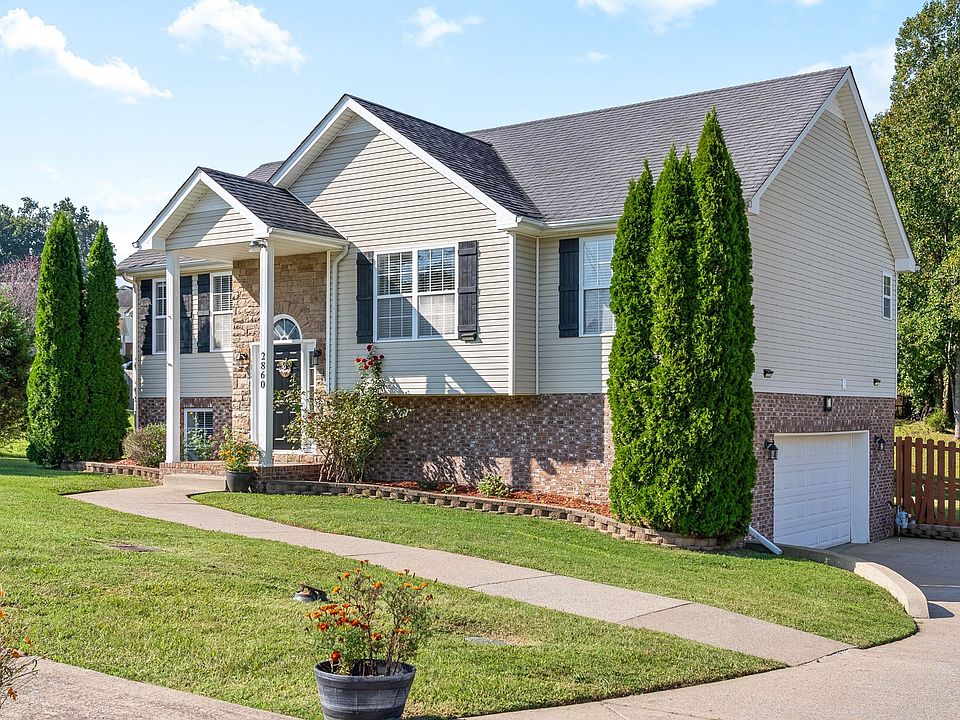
[246, 160, 283, 182]
[468, 67, 848, 223]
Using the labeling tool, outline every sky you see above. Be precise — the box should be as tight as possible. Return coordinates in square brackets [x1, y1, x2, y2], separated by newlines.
[0, 0, 923, 262]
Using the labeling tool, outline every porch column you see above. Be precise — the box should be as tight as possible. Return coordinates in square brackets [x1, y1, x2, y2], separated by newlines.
[255, 240, 275, 467]
[165, 251, 181, 463]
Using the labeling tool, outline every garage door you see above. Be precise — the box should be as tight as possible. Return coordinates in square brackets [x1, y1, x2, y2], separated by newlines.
[774, 434, 853, 549]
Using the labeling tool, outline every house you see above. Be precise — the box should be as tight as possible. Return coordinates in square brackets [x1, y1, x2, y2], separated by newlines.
[118, 67, 914, 549]
[117, 286, 134, 358]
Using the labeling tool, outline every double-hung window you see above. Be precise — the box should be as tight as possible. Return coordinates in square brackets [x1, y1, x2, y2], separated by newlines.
[154, 280, 167, 353]
[882, 271, 893, 320]
[582, 237, 614, 335]
[183, 409, 214, 461]
[375, 247, 455, 340]
[212, 272, 233, 350]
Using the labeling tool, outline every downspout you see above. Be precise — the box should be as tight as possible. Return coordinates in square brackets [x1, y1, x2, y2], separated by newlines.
[535, 237, 540, 395]
[325, 245, 349, 391]
[748, 526, 782, 556]
[122, 272, 139, 428]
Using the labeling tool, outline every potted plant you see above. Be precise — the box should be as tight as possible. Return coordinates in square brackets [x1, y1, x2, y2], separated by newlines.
[308, 561, 433, 720]
[218, 427, 260, 492]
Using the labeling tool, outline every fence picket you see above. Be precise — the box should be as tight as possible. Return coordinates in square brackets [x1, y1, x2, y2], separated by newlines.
[937, 440, 946, 524]
[897, 435, 960, 528]
[951, 441, 958, 525]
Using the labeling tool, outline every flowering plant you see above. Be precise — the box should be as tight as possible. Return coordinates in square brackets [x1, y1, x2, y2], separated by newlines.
[217, 427, 260, 473]
[309, 561, 433, 677]
[0, 588, 36, 708]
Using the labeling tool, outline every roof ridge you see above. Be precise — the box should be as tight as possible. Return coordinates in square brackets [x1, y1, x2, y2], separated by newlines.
[467, 66, 849, 135]
[199, 165, 282, 190]
[348, 94, 496, 149]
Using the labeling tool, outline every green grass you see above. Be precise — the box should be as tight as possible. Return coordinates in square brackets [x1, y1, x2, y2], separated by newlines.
[0, 458, 777, 719]
[895, 420, 956, 444]
[197, 492, 917, 649]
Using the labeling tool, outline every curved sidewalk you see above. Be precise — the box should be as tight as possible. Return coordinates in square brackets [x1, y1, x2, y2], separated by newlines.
[71, 473, 848, 666]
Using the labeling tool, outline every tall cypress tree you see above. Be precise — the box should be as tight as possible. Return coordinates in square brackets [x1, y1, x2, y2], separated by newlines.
[78, 224, 129, 460]
[689, 109, 756, 539]
[607, 163, 655, 520]
[27, 211, 84, 466]
[635, 146, 701, 531]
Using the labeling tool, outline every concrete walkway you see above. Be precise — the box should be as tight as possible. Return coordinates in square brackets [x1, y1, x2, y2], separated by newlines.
[483, 537, 960, 720]
[69, 474, 849, 667]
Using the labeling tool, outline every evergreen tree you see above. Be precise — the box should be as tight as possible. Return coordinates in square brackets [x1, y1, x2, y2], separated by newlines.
[632, 146, 701, 530]
[688, 109, 757, 539]
[78, 225, 129, 460]
[0, 290, 31, 447]
[26, 211, 84, 466]
[607, 163, 655, 519]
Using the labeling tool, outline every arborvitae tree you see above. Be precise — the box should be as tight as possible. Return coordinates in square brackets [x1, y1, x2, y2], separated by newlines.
[632, 146, 701, 530]
[688, 109, 757, 539]
[607, 163, 655, 520]
[26, 211, 84, 466]
[78, 225, 129, 460]
[0, 290, 32, 447]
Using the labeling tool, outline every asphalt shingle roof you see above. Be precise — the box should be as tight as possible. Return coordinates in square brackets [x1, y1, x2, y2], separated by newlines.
[466, 67, 848, 222]
[246, 160, 283, 182]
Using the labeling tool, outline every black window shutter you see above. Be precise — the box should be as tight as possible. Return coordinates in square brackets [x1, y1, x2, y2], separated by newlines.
[180, 275, 193, 354]
[457, 240, 478, 339]
[356, 252, 374, 344]
[196, 273, 210, 353]
[558, 239, 580, 338]
[140, 279, 153, 355]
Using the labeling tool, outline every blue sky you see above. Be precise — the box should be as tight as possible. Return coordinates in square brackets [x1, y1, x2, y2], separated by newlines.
[0, 0, 921, 260]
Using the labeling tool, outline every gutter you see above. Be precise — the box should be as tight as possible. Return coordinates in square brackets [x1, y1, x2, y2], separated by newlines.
[326, 244, 350, 391]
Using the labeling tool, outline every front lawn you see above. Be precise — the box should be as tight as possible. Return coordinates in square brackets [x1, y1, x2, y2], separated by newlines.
[198, 491, 917, 649]
[0, 458, 776, 719]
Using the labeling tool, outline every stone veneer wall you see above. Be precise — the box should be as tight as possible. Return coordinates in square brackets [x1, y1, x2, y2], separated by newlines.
[139, 396, 232, 436]
[231, 252, 328, 437]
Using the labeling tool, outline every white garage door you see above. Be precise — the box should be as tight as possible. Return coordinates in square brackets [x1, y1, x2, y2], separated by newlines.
[774, 434, 854, 549]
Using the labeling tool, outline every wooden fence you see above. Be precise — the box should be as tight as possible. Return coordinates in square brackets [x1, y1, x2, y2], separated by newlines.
[895, 436, 960, 526]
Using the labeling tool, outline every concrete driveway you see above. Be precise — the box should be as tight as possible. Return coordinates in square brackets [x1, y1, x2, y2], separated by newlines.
[484, 537, 960, 720]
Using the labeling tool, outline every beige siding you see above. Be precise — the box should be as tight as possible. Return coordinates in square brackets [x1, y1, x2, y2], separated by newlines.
[290, 121, 511, 394]
[139, 353, 232, 398]
[513, 235, 537, 393]
[166, 189, 253, 251]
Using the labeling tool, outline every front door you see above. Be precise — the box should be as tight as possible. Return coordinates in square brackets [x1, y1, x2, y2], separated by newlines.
[273, 344, 300, 450]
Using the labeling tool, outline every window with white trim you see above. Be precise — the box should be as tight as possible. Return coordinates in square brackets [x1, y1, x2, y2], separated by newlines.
[183, 409, 214, 461]
[882, 272, 893, 320]
[154, 280, 167, 354]
[582, 237, 614, 335]
[375, 246, 455, 340]
[211, 273, 233, 350]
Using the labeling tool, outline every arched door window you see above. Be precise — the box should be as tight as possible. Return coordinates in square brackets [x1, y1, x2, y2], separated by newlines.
[273, 316, 301, 342]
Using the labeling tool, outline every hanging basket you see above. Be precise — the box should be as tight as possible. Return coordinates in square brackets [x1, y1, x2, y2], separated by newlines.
[276, 359, 295, 378]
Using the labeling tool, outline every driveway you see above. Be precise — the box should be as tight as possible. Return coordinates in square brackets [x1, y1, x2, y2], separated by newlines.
[484, 537, 960, 720]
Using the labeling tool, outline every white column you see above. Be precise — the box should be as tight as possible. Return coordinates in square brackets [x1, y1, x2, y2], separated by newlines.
[256, 240, 275, 467]
[165, 251, 181, 463]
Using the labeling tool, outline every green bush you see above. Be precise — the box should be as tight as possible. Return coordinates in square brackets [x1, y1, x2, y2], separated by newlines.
[926, 408, 952, 434]
[477, 474, 511, 498]
[122, 424, 166, 468]
[0, 291, 31, 448]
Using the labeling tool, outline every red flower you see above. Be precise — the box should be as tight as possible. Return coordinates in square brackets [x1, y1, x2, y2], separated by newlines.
[330, 650, 341, 664]
[355, 357, 362, 363]
[366, 344, 373, 352]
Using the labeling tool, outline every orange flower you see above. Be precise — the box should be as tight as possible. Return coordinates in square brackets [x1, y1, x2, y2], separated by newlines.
[330, 650, 341, 664]
[7, 688, 16, 701]
[341, 572, 351, 580]
[373, 581, 383, 589]
[331, 585, 341, 594]
[318, 622, 330, 632]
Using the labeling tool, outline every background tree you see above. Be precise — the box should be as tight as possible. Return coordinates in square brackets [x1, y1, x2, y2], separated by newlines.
[689, 109, 756, 538]
[0, 290, 31, 448]
[0, 197, 101, 264]
[78, 225, 128, 460]
[0, 256, 41, 330]
[607, 163, 655, 520]
[26, 211, 84, 466]
[874, 0, 960, 428]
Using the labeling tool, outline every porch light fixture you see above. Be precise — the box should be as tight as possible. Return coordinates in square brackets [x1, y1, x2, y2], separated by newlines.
[310, 348, 322, 367]
[876, 436, 887, 452]
[762, 368, 774, 378]
[873, 378, 882, 386]
[234, 350, 249, 371]
[764, 440, 779, 461]
[249, 238, 267, 250]
[823, 396, 834, 412]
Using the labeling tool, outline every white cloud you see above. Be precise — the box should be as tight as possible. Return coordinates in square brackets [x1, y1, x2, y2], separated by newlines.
[799, 42, 895, 116]
[794, 0, 823, 6]
[576, 0, 714, 32]
[169, 0, 304, 69]
[585, 50, 611, 62]
[0, 8, 172, 101]
[407, 6, 482, 48]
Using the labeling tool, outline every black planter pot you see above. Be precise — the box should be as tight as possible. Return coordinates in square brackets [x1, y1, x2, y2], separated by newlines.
[314, 660, 416, 720]
[224, 470, 254, 493]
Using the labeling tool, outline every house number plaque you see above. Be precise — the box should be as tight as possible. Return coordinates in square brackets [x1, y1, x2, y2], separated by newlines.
[259, 351, 268, 389]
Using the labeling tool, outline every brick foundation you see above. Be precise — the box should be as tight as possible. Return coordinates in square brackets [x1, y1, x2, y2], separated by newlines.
[138, 396, 232, 439]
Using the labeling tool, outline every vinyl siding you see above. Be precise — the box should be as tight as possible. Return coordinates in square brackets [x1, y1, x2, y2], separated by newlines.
[290, 116, 511, 394]
[166, 189, 254, 251]
[139, 353, 232, 398]
[535, 110, 896, 397]
[513, 235, 537, 394]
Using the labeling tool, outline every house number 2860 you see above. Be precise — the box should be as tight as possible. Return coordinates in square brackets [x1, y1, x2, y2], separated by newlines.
[259, 351, 268, 389]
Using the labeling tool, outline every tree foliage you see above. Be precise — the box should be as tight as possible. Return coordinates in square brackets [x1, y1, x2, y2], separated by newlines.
[26, 211, 84, 466]
[0, 256, 40, 330]
[0, 290, 32, 447]
[0, 197, 101, 265]
[78, 225, 129, 460]
[874, 0, 960, 426]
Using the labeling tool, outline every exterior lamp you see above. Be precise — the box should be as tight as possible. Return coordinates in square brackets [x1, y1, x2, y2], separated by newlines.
[764, 440, 779, 461]
[762, 368, 774, 378]
[873, 378, 882, 386]
[235, 350, 249, 371]
[876, 436, 886, 452]
[310, 348, 322, 367]
[823, 396, 834, 412]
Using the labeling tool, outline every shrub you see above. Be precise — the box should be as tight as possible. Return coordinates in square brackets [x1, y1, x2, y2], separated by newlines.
[123, 424, 165, 467]
[926, 408, 952, 434]
[477, 474, 511, 498]
[309, 561, 433, 676]
[277, 345, 408, 482]
[218, 427, 260, 473]
[0, 291, 31, 449]
[0, 588, 37, 708]
[186, 429, 217, 461]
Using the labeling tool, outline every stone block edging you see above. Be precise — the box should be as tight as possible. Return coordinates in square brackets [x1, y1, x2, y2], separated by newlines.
[66, 461, 161, 483]
[903, 523, 960, 542]
[776, 544, 929, 620]
[250, 477, 727, 551]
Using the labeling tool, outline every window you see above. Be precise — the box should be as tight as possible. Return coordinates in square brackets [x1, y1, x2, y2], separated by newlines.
[154, 280, 167, 353]
[212, 273, 233, 350]
[582, 237, 614, 335]
[882, 272, 893, 320]
[274, 317, 301, 341]
[375, 246, 455, 340]
[183, 409, 213, 461]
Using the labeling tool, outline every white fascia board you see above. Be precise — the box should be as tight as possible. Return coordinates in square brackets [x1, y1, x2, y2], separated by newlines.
[197, 171, 269, 239]
[503, 215, 620, 238]
[121, 258, 233, 278]
[267, 227, 347, 249]
[136, 168, 206, 250]
[269, 95, 352, 188]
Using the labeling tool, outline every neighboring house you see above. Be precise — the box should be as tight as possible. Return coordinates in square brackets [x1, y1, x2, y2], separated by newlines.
[119, 67, 914, 548]
[117, 285, 134, 358]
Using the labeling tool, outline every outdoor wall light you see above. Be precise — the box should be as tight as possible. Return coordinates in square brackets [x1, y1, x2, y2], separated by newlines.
[823, 396, 834, 412]
[762, 368, 774, 378]
[310, 348, 322, 367]
[764, 440, 779, 461]
[876, 436, 887, 452]
[873, 378, 882, 386]
[235, 350, 249, 371]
